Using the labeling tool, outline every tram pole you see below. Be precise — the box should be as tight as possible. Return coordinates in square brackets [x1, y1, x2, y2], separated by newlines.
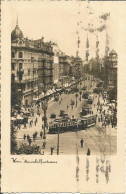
[57, 127, 60, 155]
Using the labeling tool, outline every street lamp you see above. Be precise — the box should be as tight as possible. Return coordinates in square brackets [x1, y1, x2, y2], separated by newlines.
[42, 98, 48, 139]
[57, 127, 60, 155]
[75, 93, 78, 107]
[41, 59, 48, 139]
[80, 82, 82, 101]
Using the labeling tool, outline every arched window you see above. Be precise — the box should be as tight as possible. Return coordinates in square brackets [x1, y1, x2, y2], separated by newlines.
[19, 51, 23, 58]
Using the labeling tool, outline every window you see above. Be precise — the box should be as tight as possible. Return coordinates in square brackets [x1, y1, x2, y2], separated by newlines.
[19, 52, 23, 58]
[19, 63, 23, 69]
[12, 52, 15, 58]
[11, 74, 15, 81]
[11, 63, 15, 70]
[19, 74, 22, 81]
[31, 82, 33, 88]
[28, 69, 30, 75]
[28, 82, 30, 89]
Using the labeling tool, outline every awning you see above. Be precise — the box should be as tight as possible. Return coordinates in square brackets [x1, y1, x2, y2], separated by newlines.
[52, 89, 56, 93]
[11, 117, 17, 121]
[56, 88, 61, 91]
[39, 92, 45, 99]
[48, 89, 53, 95]
[16, 115, 24, 120]
[46, 91, 51, 96]
[33, 97, 39, 101]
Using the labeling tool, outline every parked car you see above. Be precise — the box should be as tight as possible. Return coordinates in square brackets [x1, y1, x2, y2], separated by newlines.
[82, 86, 87, 90]
[50, 113, 56, 118]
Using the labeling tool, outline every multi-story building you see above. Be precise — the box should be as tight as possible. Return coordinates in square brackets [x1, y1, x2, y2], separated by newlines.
[52, 44, 59, 83]
[11, 21, 54, 106]
[106, 50, 118, 88]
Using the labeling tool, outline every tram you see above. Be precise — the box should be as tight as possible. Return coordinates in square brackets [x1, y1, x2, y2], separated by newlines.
[49, 115, 96, 134]
[49, 117, 77, 134]
[78, 115, 96, 130]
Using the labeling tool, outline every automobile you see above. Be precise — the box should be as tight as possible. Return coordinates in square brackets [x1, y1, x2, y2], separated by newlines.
[60, 110, 65, 117]
[54, 95, 59, 101]
[82, 86, 87, 90]
[71, 100, 75, 105]
[93, 88, 100, 94]
[71, 88, 79, 92]
[50, 113, 56, 118]
[82, 92, 89, 99]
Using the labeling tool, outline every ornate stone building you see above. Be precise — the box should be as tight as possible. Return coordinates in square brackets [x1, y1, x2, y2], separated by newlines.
[11, 21, 54, 106]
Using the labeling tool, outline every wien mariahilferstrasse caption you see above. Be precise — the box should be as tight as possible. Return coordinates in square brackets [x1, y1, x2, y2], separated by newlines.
[11, 3, 117, 156]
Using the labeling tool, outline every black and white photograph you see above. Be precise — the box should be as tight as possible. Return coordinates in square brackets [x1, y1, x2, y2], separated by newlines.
[1, 0, 126, 192]
[10, 1, 118, 155]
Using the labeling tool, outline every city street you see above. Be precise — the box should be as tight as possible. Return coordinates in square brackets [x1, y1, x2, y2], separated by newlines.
[16, 77, 117, 155]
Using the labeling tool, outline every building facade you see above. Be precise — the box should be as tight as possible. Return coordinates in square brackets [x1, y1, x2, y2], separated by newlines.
[52, 44, 60, 83]
[106, 50, 118, 88]
[11, 22, 54, 106]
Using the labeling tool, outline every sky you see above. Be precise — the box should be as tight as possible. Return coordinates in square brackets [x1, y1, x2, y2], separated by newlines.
[10, 1, 126, 60]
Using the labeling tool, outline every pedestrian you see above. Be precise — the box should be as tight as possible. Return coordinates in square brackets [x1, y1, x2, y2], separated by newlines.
[36, 117, 38, 123]
[35, 131, 38, 137]
[24, 123, 26, 129]
[42, 141, 46, 149]
[50, 147, 54, 155]
[28, 138, 32, 146]
[34, 120, 36, 126]
[23, 134, 26, 140]
[40, 131, 43, 138]
[33, 133, 36, 141]
[27, 134, 30, 140]
[80, 138, 84, 148]
[87, 148, 90, 156]
[67, 105, 69, 109]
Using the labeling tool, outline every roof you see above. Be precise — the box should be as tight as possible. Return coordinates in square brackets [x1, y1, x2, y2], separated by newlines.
[11, 24, 24, 41]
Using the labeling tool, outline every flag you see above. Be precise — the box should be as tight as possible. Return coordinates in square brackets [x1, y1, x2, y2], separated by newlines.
[99, 12, 110, 21]
[97, 25, 106, 32]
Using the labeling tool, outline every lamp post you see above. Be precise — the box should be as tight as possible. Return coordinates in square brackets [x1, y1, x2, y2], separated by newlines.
[80, 82, 82, 101]
[57, 125, 60, 155]
[42, 98, 48, 139]
[41, 59, 48, 139]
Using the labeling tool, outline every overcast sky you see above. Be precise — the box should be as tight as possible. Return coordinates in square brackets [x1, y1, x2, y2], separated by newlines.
[10, 1, 125, 60]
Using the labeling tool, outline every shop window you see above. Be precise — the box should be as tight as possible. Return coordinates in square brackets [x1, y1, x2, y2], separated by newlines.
[11, 52, 15, 58]
[19, 52, 23, 58]
[11, 63, 15, 70]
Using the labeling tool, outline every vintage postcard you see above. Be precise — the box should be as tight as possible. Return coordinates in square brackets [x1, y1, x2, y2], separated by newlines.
[1, 0, 126, 192]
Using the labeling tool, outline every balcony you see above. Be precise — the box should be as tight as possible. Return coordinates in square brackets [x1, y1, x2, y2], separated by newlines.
[17, 69, 24, 74]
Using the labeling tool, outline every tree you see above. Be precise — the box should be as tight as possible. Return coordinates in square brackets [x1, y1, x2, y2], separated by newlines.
[16, 144, 41, 155]
[11, 125, 18, 154]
